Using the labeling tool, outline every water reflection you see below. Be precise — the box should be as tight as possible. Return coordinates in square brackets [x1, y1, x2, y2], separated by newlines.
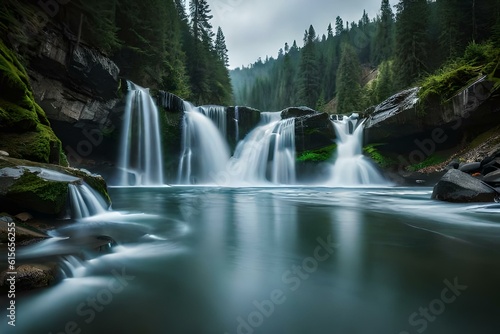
[1, 187, 499, 334]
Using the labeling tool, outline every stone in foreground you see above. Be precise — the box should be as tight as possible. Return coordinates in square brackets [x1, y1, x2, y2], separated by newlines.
[432, 169, 499, 203]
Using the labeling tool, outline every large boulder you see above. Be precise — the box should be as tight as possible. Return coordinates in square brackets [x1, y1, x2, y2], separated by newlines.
[0, 156, 111, 216]
[432, 169, 499, 203]
[281, 106, 318, 119]
[295, 112, 335, 153]
[364, 87, 421, 144]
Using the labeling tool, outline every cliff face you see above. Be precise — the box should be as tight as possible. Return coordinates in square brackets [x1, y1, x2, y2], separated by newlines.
[0, 40, 66, 166]
[364, 76, 500, 172]
[26, 28, 124, 169]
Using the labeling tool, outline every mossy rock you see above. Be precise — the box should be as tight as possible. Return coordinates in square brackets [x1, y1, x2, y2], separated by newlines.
[5, 171, 69, 215]
[0, 40, 67, 165]
[0, 156, 111, 209]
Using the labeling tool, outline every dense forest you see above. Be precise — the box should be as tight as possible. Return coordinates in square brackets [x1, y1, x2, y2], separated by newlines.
[231, 0, 500, 112]
[0, 0, 233, 105]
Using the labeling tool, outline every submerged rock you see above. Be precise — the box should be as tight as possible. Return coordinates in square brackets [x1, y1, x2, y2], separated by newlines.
[432, 169, 498, 203]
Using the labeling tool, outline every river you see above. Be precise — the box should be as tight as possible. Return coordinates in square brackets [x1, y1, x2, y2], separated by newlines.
[1, 186, 499, 334]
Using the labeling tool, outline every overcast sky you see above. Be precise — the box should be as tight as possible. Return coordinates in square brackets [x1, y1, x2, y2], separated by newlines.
[208, 0, 393, 69]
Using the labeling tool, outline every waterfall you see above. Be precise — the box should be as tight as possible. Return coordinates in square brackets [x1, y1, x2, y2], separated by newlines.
[68, 183, 109, 219]
[234, 106, 240, 142]
[229, 113, 296, 185]
[327, 115, 387, 186]
[199, 105, 227, 138]
[59, 255, 87, 279]
[118, 81, 164, 186]
[177, 102, 231, 184]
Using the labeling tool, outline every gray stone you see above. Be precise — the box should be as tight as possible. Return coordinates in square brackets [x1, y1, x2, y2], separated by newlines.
[459, 162, 481, 174]
[281, 106, 318, 119]
[0, 264, 56, 291]
[484, 169, 500, 185]
[432, 169, 498, 203]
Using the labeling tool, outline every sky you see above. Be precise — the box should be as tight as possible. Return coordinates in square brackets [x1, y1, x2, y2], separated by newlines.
[208, 0, 393, 69]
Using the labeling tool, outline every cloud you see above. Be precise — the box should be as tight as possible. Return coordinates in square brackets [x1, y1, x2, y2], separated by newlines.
[208, 0, 391, 68]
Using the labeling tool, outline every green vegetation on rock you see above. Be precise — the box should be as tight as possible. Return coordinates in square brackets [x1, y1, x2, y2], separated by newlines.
[418, 42, 500, 105]
[6, 171, 69, 215]
[297, 144, 337, 163]
[0, 40, 67, 166]
[405, 155, 446, 172]
[363, 144, 395, 168]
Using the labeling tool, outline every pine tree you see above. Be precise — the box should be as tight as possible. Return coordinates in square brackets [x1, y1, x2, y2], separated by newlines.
[214, 26, 229, 66]
[372, 0, 394, 64]
[299, 25, 320, 108]
[335, 16, 344, 36]
[327, 23, 333, 39]
[189, 0, 214, 45]
[336, 43, 362, 113]
[394, 0, 430, 88]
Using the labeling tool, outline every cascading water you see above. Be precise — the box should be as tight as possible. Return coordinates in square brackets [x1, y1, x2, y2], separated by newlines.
[234, 106, 240, 142]
[327, 115, 387, 186]
[118, 81, 164, 186]
[177, 102, 230, 184]
[68, 183, 109, 219]
[199, 105, 227, 138]
[229, 112, 296, 185]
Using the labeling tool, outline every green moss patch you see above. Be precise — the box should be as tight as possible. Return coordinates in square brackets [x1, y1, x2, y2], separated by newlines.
[297, 144, 337, 163]
[405, 155, 447, 172]
[363, 144, 396, 168]
[6, 171, 69, 215]
[0, 40, 67, 165]
[418, 42, 500, 106]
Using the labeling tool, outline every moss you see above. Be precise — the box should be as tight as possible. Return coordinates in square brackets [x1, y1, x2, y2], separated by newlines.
[297, 144, 337, 163]
[363, 144, 396, 168]
[418, 42, 500, 110]
[6, 171, 69, 215]
[0, 40, 68, 165]
[405, 155, 446, 172]
[68, 169, 111, 206]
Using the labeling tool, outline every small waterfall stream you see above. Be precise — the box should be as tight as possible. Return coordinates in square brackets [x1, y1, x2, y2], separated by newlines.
[177, 102, 231, 184]
[229, 113, 296, 185]
[327, 115, 387, 186]
[68, 183, 109, 219]
[118, 81, 164, 186]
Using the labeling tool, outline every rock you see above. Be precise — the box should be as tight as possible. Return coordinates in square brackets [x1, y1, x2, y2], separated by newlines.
[0, 214, 48, 244]
[0, 151, 8, 157]
[459, 162, 481, 174]
[481, 157, 500, 175]
[14, 212, 33, 222]
[69, 45, 120, 99]
[364, 77, 500, 161]
[364, 87, 421, 143]
[446, 160, 460, 170]
[483, 169, 500, 187]
[295, 112, 335, 153]
[227, 106, 262, 149]
[0, 264, 56, 291]
[281, 106, 318, 119]
[33, 29, 119, 100]
[0, 157, 111, 216]
[432, 169, 499, 203]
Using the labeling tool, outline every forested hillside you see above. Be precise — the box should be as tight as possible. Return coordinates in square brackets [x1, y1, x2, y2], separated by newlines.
[231, 0, 500, 112]
[1, 0, 232, 105]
